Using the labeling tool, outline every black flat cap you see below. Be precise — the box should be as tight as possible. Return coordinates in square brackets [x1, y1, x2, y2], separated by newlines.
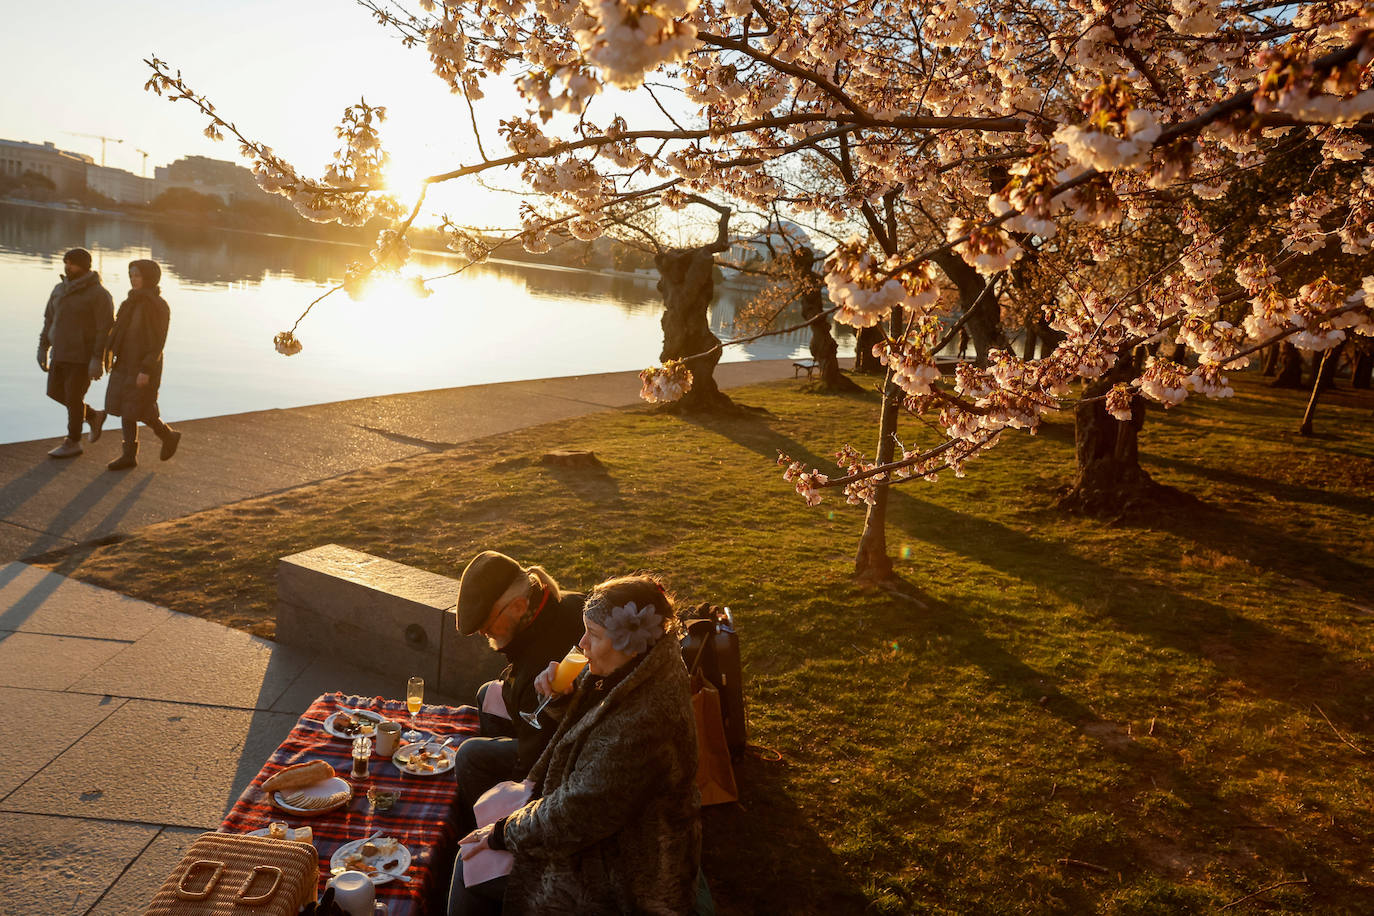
[457, 550, 525, 635]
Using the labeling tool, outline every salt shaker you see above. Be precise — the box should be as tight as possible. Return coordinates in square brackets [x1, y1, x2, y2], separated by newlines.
[351, 736, 372, 778]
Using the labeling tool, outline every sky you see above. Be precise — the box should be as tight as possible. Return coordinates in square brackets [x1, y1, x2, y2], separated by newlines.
[0, 0, 556, 228]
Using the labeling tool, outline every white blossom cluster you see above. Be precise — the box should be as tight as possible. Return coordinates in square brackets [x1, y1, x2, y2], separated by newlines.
[639, 360, 694, 403]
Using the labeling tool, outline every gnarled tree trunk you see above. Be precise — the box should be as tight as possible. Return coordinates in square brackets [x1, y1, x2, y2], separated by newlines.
[854, 326, 885, 373]
[1352, 340, 1373, 389]
[1059, 345, 1185, 515]
[933, 250, 1006, 367]
[657, 247, 734, 411]
[794, 247, 860, 391]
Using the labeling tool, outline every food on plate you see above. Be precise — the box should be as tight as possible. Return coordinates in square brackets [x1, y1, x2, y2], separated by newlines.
[280, 785, 351, 810]
[264, 823, 315, 845]
[333, 711, 382, 736]
[263, 760, 335, 793]
[341, 836, 403, 878]
[360, 841, 379, 857]
[397, 747, 447, 772]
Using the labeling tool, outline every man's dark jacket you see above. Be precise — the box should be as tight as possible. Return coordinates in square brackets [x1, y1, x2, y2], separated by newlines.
[498, 589, 586, 780]
[40, 271, 113, 364]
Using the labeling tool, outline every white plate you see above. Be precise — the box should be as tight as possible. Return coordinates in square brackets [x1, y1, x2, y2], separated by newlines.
[246, 824, 312, 843]
[322, 709, 388, 740]
[271, 776, 352, 814]
[392, 741, 456, 776]
[330, 836, 412, 885]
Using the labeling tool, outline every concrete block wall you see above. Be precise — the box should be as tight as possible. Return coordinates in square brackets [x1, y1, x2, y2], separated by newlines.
[276, 544, 504, 701]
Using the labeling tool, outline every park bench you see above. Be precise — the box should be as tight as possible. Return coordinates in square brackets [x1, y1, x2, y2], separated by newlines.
[793, 359, 818, 378]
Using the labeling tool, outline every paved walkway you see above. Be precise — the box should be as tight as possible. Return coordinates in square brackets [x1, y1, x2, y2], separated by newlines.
[0, 360, 803, 564]
[0, 362, 805, 912]
[0, 561, 451, 914]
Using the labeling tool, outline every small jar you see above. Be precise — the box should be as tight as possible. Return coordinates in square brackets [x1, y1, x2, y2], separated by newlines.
[351, 736, 372, 778]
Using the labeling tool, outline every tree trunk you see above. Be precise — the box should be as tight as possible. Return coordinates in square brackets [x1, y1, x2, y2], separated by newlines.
[1270, 343, 1305, 389]
[1260, 343, 1279, 377]
[657, 247, 733, 411]
[1021, 316, 1037, 360]
[853, 326, 885, 373]
[802, 284, 861, 392]
[1059, 345, 1186, 515]
[1298, 347, 1337, 436]
[1315, 341, 1342, 392]
[932, 250, 1005, 367]
[1352, 342, 1373, 389]
[854, 306, 905, 582]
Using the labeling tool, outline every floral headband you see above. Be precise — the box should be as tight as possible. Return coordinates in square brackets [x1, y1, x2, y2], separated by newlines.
[585, 593, 666, 656]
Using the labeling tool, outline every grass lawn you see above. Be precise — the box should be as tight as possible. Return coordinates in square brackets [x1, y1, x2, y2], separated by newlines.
[36, 370, 1374, 913]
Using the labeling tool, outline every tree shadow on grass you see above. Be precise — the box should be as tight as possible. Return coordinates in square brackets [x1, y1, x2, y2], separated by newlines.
[701, 752, 868, 915]
[900, 582, 1367, 907]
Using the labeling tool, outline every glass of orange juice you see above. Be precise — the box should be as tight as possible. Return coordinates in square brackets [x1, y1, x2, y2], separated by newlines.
[403, 676, 424, 743]
[522, 648, 587, 729]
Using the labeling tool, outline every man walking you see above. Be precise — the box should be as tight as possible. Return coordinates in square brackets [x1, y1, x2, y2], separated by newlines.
[38, 248, 112, 458]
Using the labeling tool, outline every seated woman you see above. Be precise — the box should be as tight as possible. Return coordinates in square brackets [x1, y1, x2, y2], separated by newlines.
[451, 574, 701, 915]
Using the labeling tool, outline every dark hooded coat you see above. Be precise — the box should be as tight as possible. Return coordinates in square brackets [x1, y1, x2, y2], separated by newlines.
[501, 633, 701, 915]
[40, 269, 113, 365]
[104, 260, 170, 421]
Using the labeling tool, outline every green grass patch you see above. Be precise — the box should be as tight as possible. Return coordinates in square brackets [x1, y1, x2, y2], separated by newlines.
[38, 371, 1374, 913]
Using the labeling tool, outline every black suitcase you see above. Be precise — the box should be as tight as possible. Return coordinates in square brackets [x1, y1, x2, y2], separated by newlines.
[681, 605, 747, 759]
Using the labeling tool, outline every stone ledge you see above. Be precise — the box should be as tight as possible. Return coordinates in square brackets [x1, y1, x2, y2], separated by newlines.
[276, 544, 502, 700]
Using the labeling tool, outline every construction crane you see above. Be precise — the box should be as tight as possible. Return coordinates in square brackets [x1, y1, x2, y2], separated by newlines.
[61, 131, 124, 167]
[135, 148, 150, 178]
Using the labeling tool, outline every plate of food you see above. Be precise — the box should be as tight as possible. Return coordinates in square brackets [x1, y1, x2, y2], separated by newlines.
[246, 822, 314, 845]
[393, 741, 456, 776]
[264, 760, 353, 815]
[323, 708, 388, 739]
[330, 836, 412, 885]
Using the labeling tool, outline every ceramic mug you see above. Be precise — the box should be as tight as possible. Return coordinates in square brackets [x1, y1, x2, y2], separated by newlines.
[326, 870, 375, 916]
[375, 721, 402, 757]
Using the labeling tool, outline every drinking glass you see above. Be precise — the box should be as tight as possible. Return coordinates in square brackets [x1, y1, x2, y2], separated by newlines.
[403, 676, 424, 743]
[521, 648, 588, 729]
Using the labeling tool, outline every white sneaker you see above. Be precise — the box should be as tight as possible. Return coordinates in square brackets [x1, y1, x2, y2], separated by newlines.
[47, 439, 83, 459]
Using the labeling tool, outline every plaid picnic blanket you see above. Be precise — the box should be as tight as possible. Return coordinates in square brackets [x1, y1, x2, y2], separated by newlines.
[220, 692, 479, 915]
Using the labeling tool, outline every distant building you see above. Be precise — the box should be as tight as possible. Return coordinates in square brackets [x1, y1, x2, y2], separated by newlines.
[85, 163, 153, 204]
[154, 155, 263, 205]
[722, 220, 814, 279]
[0, 139, 92, 197]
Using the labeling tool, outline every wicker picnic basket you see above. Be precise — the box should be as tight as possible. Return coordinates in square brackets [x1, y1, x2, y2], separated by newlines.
[144, 832, 318, 915]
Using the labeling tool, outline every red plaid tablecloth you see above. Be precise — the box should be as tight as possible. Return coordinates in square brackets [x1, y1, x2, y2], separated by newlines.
[220, 692, 479, 915]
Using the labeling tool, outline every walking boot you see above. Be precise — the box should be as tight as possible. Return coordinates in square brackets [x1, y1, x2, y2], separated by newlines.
[87, 408, 107, 444]
[47, 438, 83, 459]
[157, 427, 182, 461]
[107, 441, 138, 471]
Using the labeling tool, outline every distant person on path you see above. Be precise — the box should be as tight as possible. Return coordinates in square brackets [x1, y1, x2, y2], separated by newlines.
[451, 551, 586, 838]
[104, 259, 181, 471]
[450, 574, 701, 916]
[37, 248, 112, 458]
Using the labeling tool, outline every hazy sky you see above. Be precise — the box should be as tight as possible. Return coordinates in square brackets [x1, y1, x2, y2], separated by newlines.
[0, 0, 554, 227]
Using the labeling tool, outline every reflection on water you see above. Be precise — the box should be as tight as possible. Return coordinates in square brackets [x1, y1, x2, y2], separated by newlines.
[0, 202, 849, 444]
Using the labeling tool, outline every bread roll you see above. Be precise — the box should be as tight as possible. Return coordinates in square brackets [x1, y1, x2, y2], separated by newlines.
[263, 760, 335, 793]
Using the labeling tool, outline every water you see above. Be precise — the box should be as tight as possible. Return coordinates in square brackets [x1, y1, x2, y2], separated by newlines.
[1, 203, 847, 444]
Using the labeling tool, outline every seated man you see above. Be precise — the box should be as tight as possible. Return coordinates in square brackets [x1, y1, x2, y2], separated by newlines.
[453, 550, 585, 838]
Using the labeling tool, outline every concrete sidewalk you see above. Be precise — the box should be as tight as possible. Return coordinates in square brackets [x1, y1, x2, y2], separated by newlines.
[0, 359, 804, 564]
[0, 561, 452, 915]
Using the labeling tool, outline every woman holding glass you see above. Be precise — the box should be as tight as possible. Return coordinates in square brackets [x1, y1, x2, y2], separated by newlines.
[450, 574, 701, 915]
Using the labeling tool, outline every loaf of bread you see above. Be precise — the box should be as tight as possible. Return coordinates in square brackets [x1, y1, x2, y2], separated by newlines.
[262, 760, 335, 794]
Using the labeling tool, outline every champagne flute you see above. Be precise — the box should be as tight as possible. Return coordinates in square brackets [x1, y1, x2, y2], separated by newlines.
[403, 676, 424, 744]
[522, 648, 588, 730]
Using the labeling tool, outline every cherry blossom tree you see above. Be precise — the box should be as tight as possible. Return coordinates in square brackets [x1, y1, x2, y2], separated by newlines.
[145, 0, 1374, 580]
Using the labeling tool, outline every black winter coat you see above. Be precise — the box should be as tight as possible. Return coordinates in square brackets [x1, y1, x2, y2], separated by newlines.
[104, 289, 170, 421]
[40, 270, 113, 364]
[498, 590, 588, 780]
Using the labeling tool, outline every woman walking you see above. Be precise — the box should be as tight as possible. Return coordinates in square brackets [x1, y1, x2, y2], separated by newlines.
[105, 259, 181, 470]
